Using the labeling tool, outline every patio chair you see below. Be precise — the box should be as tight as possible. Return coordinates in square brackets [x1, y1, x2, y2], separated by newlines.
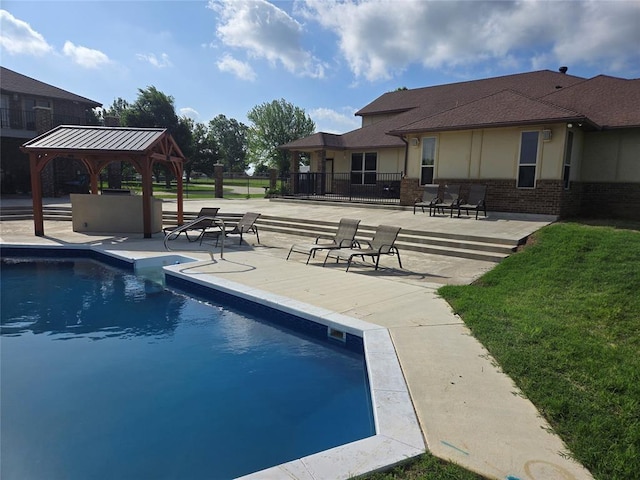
[323, 225, 402, 272]
[413, 184, 441, 215]
[200, 211, 261, 246]
[435, 184, 462, 217]
[457, 184, 487, 219]
[286, 218, 361, 264]
[163, 207, 219, 242]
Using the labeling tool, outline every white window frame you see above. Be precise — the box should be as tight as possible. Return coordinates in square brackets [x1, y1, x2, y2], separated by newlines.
[420, 136, 437, 185]
[563, 130, 574, 190]
[517, 131, 540, 189]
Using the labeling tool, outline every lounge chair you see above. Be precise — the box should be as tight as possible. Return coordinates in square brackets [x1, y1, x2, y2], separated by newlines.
[436, 184, 462, 217]
[200, 211, 260, 246]
[163, 207, 219, 242]
[286, 218, 361, 264]
[457, 184, 487, 219]
[413, 184, 440, 215]
[323, 225, 402, 272]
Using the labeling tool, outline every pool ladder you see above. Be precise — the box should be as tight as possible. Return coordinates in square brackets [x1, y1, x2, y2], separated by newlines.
[163, 216, 226, 259]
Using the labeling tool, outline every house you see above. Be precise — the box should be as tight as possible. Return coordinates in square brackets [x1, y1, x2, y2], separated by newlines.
[281, 68, 640, 219]
[1, 66, 102, 196]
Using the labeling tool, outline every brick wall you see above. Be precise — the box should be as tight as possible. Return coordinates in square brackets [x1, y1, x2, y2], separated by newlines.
[402, 177, 640, 219]
[579, 182, 640, 220]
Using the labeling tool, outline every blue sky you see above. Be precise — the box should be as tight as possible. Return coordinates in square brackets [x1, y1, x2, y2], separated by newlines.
[2, 0, 639, 134]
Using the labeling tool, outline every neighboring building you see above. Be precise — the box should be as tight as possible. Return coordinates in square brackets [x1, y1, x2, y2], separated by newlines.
[281, 69, 640, 219]
[1, 66, 102, 196]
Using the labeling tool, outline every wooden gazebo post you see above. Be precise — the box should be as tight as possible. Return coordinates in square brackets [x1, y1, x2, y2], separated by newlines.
[29, 153, 45, 237]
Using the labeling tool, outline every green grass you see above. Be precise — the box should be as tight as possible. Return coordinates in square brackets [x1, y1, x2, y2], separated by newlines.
[363, 454, 484, 480]
[119, 181, 266, 199]
[438, 221, 640, 480]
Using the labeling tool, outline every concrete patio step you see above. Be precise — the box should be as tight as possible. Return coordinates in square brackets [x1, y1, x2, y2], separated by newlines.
[1, 206, 518, 263]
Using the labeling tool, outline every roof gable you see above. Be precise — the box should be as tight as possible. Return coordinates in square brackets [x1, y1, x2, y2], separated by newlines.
[0, 67, 101, 108]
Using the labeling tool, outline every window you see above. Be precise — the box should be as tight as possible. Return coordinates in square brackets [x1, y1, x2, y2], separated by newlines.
[563, 131, 573, 190]
[351, 152, 377, 184]
[517, 131, 539, 188]
[421, 137, 436, 185]
[0, 95, 9, 128]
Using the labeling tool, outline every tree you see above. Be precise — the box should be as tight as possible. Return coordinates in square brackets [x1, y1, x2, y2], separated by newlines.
[246, 99, 315, 176]
[121, 86, 179, 131]
[186, 119, 218, 181]
[118, 87, 184, 185]
[208, 114, 248, 174]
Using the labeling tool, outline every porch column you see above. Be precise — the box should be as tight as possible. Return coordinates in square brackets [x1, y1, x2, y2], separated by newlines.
[290, 151, 299, 194]
[319, 150, 326, 195]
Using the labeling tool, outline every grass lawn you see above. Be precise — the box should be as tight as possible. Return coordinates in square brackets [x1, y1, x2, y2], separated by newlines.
[437, 221, 640, 480]
[365, 220, 639, 480]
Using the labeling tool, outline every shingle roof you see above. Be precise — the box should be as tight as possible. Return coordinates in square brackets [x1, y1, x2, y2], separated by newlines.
[390, 90, 586, 134]
[0, 66, 101, 108]
[22, 125, 169, 153]
[281, 70, 639, 151]
[356, 70, 585, 117]
[540, 75, 640, 128]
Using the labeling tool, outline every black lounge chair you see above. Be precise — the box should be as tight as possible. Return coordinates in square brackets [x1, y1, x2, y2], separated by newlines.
[323, 225, 402, 272]
[163, 207, 219, 242]
[200, 211, 260, 246]
[287, 218, 361, 264]
[413, 184, 440, 215]
[457, 184, 487, 219]
[436, 184, 462, 217]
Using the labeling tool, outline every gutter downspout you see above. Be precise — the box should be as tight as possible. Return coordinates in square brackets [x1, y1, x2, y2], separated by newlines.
[400, 136, 409, 176]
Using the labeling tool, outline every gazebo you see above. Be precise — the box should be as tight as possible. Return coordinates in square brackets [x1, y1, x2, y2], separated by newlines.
[21, 125, 186, 238]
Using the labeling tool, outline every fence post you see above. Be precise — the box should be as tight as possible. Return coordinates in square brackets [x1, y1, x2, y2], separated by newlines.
[269, 169, 277, 192]
[214, 164, 224, 198]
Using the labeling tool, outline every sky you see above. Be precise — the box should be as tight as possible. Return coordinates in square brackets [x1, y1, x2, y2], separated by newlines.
[1, 0, 639, 134]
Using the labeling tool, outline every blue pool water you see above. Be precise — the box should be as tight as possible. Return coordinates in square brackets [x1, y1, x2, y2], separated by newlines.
[0, 258, 374, 479]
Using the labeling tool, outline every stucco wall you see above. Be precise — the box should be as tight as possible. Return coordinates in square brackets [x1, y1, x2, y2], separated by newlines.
[71, 194, 163, 233]
[581, 129, 640, 182]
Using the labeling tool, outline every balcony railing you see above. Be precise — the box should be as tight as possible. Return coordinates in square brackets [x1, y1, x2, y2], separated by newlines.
[0, 108, 88, 131]
[281, 172, 402, 205]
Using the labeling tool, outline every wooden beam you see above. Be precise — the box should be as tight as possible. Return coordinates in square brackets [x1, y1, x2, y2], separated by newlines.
[29, 153, 45, 236]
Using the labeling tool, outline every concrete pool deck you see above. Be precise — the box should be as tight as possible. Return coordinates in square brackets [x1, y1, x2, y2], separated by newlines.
[0, 197, 594, 480]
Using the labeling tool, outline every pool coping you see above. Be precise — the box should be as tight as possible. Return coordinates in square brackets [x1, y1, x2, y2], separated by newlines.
[1, 244, 426, 479]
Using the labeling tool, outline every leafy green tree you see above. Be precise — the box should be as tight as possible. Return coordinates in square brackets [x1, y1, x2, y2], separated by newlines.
[246, 99, 315, 176]
[103, 97, 130, 119]
[186, 119, 218, 181]
[208, 114, 248, 174]
[118, 87, 184, 185]
[121, 86, 179, 130]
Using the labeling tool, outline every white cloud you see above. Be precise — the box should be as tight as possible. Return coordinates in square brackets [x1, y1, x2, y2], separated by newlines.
[216, 53, 257, 80]
[179, 107, 200, 120]
[0, 9, 52, 56]
[62, 41, 110, 69]
[297, 0, 640, 80]
[309, 107, 360, 134]
[136, 52, 172, 68]
[209, 0, 326, 78]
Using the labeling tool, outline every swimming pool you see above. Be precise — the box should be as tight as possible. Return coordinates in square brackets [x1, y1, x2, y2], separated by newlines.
[1, 256, 374, 479]
[0, 244, 425, 479]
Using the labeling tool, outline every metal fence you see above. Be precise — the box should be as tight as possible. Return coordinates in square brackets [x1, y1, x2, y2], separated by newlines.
[280, 172, 402, 205]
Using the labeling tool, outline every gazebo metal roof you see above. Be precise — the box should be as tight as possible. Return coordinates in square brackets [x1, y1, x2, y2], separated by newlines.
[21, 125, 186, 238]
